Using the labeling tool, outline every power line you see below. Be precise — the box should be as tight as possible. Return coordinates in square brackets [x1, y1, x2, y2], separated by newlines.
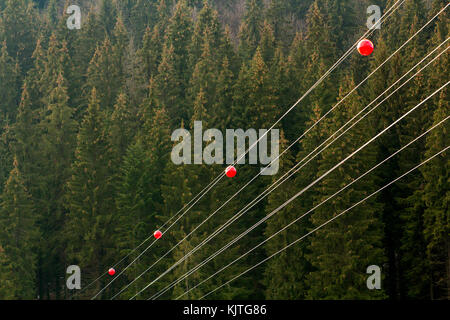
[103, 0, 409, 300]
[128, 34, 449, 299]
[130, 27, 449, 301]
[199, 145, 449, 300]
[176, 115, 449, 299]
[71, 155, 224, 298]
[90, 168, 224, 299]
[145, 81, 448, 300]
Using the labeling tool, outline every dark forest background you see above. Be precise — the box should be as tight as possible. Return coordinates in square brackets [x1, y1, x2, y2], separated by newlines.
[0, 0, 448, 300]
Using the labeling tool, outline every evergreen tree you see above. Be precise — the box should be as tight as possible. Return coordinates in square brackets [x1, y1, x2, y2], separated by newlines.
[189, 1, 223, 68]
[0, 158, 38, 299]
[266, 0, 294, 50]
[155, 0, 193, 126]
[128, 0, 156, 41]
[155, 43, 185, 127]
[232, 47, 279, 129]
[238, 0, 264, 62]
[108, 92, 136, 162]
[420, 90, 449, 300]
[85, 36, 123, 110]
[0, 41, 20, 123]
[98, 0, 118, 38]
[0, 0, 37, 73]
[306, 75, 386, 299]
[65, 88, 117, 298]
[264, 134, 312, 299]
[38, 72, 76, 299]
[9, 83, 41, 192]
[138, 25, 163, 80]
[113, 139, 162, 299]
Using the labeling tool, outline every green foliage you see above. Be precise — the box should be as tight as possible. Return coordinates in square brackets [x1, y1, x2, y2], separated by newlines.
[0, 159, 39, 299]
[65, 88, 118, 298]
[306, 76, 386, 300]
[0, 0, 448, 300]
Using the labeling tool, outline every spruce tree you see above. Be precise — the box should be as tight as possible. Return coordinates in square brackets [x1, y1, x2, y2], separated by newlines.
[65, 88, 117, 298]
[232, 47, 279, 129]
[0, 41, 20, 123]
[138, 25, 163, 80]
[0, 158, 38, 299]
[109, 92, 136, 162]
[85, 36, 123, 110]
[238, 0, 264, 62]
[420, 90, 449, 300]
[0, 0, 37, 73]
[264, 134, 312, 299]
[38, 72, 77, 299]
[306, 75, 386, 299]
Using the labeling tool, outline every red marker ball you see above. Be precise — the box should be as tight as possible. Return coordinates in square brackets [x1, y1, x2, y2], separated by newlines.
[225, 166, 237, 178]
[357, 39, 374, 56]
[108, 268, 115, 276]
[154, 230, 162, 239]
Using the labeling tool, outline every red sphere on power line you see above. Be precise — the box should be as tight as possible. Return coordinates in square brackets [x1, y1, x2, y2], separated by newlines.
[357, 39, 374, 56]
[225, 166, 237, 178]
[108, 268, 115, 276]
[154, 230, 162, 239]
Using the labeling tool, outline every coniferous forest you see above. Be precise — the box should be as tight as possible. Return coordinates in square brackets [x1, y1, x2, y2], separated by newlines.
[0, 0, 448, 300]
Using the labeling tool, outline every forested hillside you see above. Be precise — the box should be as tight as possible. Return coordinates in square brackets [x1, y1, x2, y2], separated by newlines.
[0, 0, 448, 300]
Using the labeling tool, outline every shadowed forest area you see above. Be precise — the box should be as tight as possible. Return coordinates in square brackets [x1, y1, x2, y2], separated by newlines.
[0, 0, 448, 300]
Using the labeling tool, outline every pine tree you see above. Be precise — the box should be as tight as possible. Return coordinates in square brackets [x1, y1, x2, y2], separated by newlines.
[41, 34, 71, 106]
[38, 72, 77, 299]
[0, 244, 15, 299]
[9, 83, 41, 192]
[113, 139, 161, 299]
[306, 75, 386, 299]
[0, 0, 37, 73]
[160, 144, 207, 299]
[155, 0, 193, 126]
[302, 0, 354, 115]
[0, 158, 38, 299]
[155, 43, 185, 127]
[165, 0, 193, 79]
[232, 47, 279, 129]
[74, 6, 103, 66]
[259, 21, 276, 68]
[364, 32, 404, 298]
[46, 0, 58, 29]
[188, 40, 218, 121]
[394, 0, 435, 300]
[108, 92, 136, 162]
[189, 1, 223, 68]
[85, 36, 123, 110]
[112, 104, 173, 299]
[128, 0, 156, 41]
[98, 0, 118, 38]
[266, 0, 294, 50]
[264, 133, 312, 299]
[238, 0, 264, 62]
[0, 41, 20, 123]
[138, 25, 163, 80]
[420, 90, 449, 300]
[65, 88, 117, 298]
[283, 32, 311, 143]
[210, 56, 234, 130]
[112, 16, 129, 74]
[26, 36, 47, 108]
